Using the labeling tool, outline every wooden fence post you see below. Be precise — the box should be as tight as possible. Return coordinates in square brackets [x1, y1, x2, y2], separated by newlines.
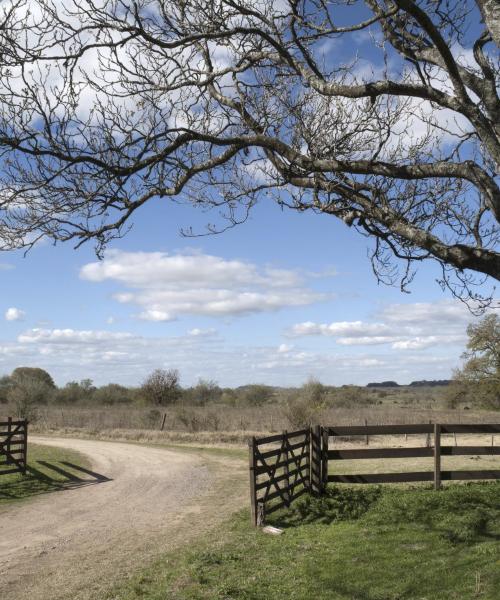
[310, 425, 322, 495]
[321, 427, 329, 493]
[434, 423, 441, 490]
[160, 413, 167, 431]
[283, 430, 290, 507]
[22, 420, 28, 475]
[364, 419, 369, 445]
[6, 416, 12, 465]
[248, 437, 258, 526]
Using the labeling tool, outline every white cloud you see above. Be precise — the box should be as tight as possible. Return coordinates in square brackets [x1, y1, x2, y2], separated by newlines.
[80, 250, 327, 319]
[188, 328, 217, 337]
[137, 309, 173, 322]
[0, 263, 14, 271]
[0, 324, 462, 387]
[287, 300, 486, 350]
[18, 328, 134, 344]
[5, 307, 25, 321]
[290, 320, 389, 337]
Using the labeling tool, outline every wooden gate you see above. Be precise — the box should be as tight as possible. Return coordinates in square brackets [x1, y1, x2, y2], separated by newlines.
[249, 422, 500, 526]
[0, 418, 28, 476]
[248, 429, 310, 526]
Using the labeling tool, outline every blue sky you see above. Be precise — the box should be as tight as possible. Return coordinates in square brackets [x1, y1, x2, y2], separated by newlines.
[1, 195, 493, 388]
[0, 0, 496, 388]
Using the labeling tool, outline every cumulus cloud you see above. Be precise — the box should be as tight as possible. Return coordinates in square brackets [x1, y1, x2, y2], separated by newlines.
[290, 320, 389, 338]
[80, 250, 327, 319]
[287, 300, 484, 350]
[0, 324, 460, 387]
[5, 307, 25, 321]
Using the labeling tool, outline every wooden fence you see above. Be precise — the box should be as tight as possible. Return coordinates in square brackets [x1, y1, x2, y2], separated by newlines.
[248, 429, 311, 526]
[249, 423, 500, 525]
[0, 418, 28, 476]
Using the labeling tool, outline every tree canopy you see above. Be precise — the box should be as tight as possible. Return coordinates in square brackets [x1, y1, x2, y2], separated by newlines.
[452, 313, 500, 408]
[0, 1, 499, 303]
[11, 366, 56, 389]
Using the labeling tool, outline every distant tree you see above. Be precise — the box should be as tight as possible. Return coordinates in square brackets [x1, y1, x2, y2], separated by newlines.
[56, 379, 96, 404]
[452, 314, 500, 408]
[142, 369, 181, 406]
[92, 383, 133, 406]
[0, 375, 12, 404]
[11, 367, 56, 389]
[187, 379, 221, 406]
[8, 377, 51, 420]
[238, 384, 274, 406]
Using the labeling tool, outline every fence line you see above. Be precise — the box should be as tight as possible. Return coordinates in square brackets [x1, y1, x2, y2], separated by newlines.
[249, 422, 500, 525]
[0, 418, 28, 476]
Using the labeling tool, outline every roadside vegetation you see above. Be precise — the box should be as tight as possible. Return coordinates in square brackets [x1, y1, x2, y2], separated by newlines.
[0, 443, 91, 505]
[107, 482, 500, 600]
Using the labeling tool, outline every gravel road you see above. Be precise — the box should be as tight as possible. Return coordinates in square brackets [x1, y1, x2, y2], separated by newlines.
[0, 436, 244, 600]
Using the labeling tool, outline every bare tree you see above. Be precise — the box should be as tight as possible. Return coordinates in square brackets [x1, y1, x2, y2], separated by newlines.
[0, 1, 499, 305]
[142, 368, 180, 405]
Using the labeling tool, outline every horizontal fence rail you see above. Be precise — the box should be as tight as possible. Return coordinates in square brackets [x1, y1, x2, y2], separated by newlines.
[249, 428, 311, 526]
[326, 423, 500, 489]
[249, 422, 500, 526]
[0, 417, 28, 476]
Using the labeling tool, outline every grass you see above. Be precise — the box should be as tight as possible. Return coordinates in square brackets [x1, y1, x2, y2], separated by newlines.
[106, 482, 500, 600]
[0, 443, 92, 505]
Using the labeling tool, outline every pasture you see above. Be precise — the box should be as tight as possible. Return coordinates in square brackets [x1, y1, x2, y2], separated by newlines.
[1, 399, 499, 600]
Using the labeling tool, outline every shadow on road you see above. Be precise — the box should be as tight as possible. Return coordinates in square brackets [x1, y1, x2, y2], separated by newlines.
[0, 460, 112, 503]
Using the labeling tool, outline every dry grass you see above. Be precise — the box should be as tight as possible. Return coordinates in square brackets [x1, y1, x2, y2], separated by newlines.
[12, 402, 500, 432]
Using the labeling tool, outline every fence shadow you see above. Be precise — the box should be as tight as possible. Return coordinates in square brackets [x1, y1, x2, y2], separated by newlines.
[0, 460, 112, 502]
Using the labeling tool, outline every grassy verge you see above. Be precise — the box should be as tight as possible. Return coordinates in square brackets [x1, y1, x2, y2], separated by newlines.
[0, 443, 92, 505]
[107, 482, 500, 600]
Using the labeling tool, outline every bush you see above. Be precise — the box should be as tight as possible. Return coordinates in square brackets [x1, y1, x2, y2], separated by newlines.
[55, 379, 96, 404]
[237, 384, 273, 406]
[330, 385, 378, 408]
[184, 379, 221, 405]
[92, 383, 133, 405]
[281, 378, 327, 428]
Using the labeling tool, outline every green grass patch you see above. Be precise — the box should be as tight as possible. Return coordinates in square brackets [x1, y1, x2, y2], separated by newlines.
[108, 482, 500, 600]
[0, 443, 93, 505]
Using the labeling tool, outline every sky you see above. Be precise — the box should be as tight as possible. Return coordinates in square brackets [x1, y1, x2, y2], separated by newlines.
[0, 0, 497, 388]
[1, 193, 495, 388]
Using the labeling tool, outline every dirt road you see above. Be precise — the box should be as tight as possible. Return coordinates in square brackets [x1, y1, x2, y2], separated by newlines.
[0, 436, 246, 600]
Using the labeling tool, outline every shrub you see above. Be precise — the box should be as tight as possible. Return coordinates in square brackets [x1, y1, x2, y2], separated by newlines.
[237, 384, 273, 406]
[92, 383, 133, 405]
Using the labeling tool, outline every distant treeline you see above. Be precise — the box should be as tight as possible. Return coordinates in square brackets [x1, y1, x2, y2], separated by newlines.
[366, 380, 451, 388]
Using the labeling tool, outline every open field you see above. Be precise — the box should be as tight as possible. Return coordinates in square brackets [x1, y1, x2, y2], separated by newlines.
[21, 398, 500, 443]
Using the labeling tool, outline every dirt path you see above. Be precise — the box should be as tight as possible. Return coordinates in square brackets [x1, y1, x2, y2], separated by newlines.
[0, 436, 247, 600]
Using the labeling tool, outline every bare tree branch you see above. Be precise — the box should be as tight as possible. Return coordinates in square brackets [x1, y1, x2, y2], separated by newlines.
[0, 0, 498, 305]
